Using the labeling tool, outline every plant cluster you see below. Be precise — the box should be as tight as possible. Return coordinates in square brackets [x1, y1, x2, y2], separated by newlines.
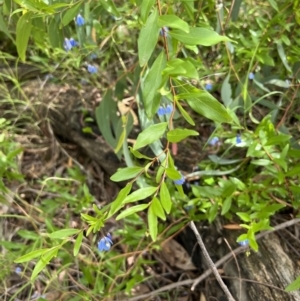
[0, 0, 300, 299]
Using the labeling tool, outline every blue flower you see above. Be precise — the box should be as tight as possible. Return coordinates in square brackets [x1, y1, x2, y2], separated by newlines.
[159, 26, 169, 37]
[248, 72, 255, 80]
[76, 14, 85, 26]
[165, 104, 173, 114]
[69, 38, 79, 47]
[174, 175, 185, 185]
[205, 83, 213, 91]
[157, 105, 173, 116]
[238, 239, 249, 246]
[157, 106, 166, 116]
[209, 136, 219, 146]
[236, 134, 242, 144]
[98, 234, 113, 251]
[15, 267, 22, 274]
[87, 64, 98, 74]
[63, 38, 73, 51]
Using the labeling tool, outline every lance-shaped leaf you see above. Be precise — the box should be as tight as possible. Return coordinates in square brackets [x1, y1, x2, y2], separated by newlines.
[158, 15, 189, 33]
[49, 229, 80, 239]
[169, 27, 232, 46]
[110, 167, 144, 182]
[140, 0, 156, 23]
[167, 128, 199, 143]
[143, 51, 167, 118]
[160, 182, 172, 213]
[176, 86, 232, 123]
[175, 99, 195, 125]
[116, 203, 149, 220]
[74, 232, 83, 256]
[151, 197, 166, 220]
[123, 187, 157, 204]
[108, 183, 132, 217]
[148, 205, 158, 241]
[163, 58, 198, 79]
[133, 122, 168, 150]
[138, 9, 160, 66]
[16, 12, 33, 61]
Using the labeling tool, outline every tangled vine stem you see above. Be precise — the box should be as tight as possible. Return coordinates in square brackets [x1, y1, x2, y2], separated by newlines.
[120, 218, 300, 301]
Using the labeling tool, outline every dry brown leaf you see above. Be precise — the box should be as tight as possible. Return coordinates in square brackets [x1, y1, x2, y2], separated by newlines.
[118, 99, 138, 125]
[223, 224, 242, 230]
[161, 239, 196, 270]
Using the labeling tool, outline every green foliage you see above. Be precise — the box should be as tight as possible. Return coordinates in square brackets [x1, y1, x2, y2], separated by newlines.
[0, 118, 23, 195]
[285, 275, 300, 292]
[1, 0, 300, 298]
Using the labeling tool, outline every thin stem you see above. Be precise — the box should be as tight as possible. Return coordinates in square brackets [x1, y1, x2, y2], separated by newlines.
[189, 221, 236, 301]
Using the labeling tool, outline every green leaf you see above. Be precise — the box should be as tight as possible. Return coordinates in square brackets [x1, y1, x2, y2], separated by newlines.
[221, 73, 232, 107]
[250, 159, 271, 166]
[256, 53, 275, 66]
[48, 18, 62, 48]
[123, 187, 157, 204]
[16, 12, 33, 61]
[130, 147, 153, 160]
[138, 9, 160, 66]
[31, 258, 48, 281]
[237, 234, 248, 244]
[221, 197, 232, 215]
[48, 229, 80, 239]
[114, 129, 126, 153]
[17, 230, 39, 240]
[286, 166, 300, 177]
[31, 247, 60, 280]
[133, 122, 167, 150]
[165, 168, 182, 180]
[148, 205, 158, 241]
[208, 202, 219, 222]
[81, 213, 98, 222]
[99, 0, 120, 17]
[175, 99, 195, 125]
[95, 90, 117, 149]
[164, 58, 198, 79]
[267, 0, 278, 11]
[0, 11, 14, 42]
[169, 27, 231, 46]
[276, 42, 292, 73]
[74, 232, 83, 256]
[140, 0, 156, 23]
[62, 2, 82, 26]
[158, 15, 189, 33]
[143, 51, 167, 118]
[151, 197, 166, 220]
[108, 183, 132, 217]
[156, 165, 165, 183]
[116, 203, 149, 220]
[160, 182, 172, 213]
[177, 88, 232, 123]
[236, 212, 251, 222]
[285, 276, 300, 292]
[167, 128, 198, 143]
[249, 238, 258, 252]
[110, 167, 144, 182]
[14, 248, 49, 263]
[182, 0, 195, 20]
